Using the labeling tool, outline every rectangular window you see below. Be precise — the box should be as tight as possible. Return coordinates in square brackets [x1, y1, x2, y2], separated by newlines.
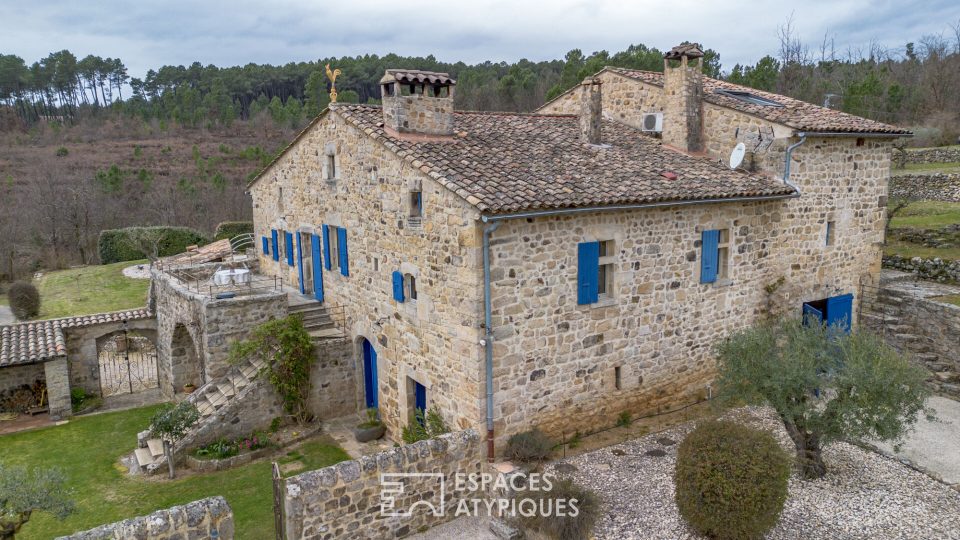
[326, 154, 336, 180]
[410, 191, 423, 217]
[700, 229, 730, 283]
[407, 274, 417, 300]
[826, 221, 835, 246]
[328, 226, 340, 272]
[598, 240, 615, 298]
[614, 366, 622, 390]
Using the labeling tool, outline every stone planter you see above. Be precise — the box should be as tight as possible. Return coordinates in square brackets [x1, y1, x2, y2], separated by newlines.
[183, 384, 197, 394]
[185, 423, 323, 473]
[354, 424, 386, 442]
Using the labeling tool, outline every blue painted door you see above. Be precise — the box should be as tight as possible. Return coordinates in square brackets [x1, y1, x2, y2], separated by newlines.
[826, 294, 854, 333]
[362, 339, 378, 409]
[311, 234, 324, 302]
[296, 233, 305, 294]
[414, 381, 426, 425]
[802, 303, 824, 326]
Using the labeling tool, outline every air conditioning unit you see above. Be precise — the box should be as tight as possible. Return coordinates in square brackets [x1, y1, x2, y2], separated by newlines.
[641, 112, 663, 133]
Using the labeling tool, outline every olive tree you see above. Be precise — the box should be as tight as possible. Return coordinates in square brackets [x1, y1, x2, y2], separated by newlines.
[150, 401, 200, 479]
[714, 318, 931, 479]
[0, 462, 74, 539]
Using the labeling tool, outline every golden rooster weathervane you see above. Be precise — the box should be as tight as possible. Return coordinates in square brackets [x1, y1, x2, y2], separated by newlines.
[325, 64, 342, 103]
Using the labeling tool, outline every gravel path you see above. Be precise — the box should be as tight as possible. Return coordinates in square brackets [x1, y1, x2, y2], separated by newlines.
[122, 263, 152, 279]
[546, 406, 960, 540]
[0, 305, 14, 325]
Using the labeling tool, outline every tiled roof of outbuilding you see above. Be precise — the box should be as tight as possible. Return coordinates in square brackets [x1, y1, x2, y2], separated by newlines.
[0, 308, 151, 368]
[331, 104, 796, 214]
[604, 68, 911, 135]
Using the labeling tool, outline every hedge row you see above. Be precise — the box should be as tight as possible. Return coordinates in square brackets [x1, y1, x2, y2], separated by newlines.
[213, 221, 254, 241]
[98, 226, 210, 264]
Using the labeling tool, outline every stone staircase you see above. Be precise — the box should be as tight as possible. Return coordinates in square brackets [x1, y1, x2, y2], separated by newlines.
[288, 299, 343, 341]
[130, 355, 267, 474]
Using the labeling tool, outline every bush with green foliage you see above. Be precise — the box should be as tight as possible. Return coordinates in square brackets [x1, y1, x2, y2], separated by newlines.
[401, 406, 450, 444]
[230, 315, 316, 424]
[0, 462, 75, 538]
[674, 420, 790, 540]
[504, 429, 554, 463]
[714, 318, 931, 478]
[616, 411, 632, 427]
[515, 478, 600, 540]
[8, 281, 40, 319]
[70, 388, 102, 414]
[214, 221, 254, 241]
[150, 401, 200, 478]
[97, 226, 209, 263]
[55, 146, 68, 157]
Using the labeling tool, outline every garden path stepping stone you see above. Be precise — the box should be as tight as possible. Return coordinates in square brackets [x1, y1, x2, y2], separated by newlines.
[554, 463, 577, 474]
[611, 448, 627, 456]
[645, 448, 668, 457]
[656, 437, 676, 446]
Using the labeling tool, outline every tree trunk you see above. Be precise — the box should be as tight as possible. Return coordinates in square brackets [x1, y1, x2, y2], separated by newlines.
[781, 418, 827, 479]
[164, 439, 176, 479]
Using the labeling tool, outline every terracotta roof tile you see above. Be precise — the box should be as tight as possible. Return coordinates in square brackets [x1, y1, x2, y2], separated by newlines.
[0, 307, 151, 368]
[606, 68, 910, 135]
[331, 104, 796, 214]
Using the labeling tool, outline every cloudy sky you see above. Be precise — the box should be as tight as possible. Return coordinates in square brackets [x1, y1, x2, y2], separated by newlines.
[2, 0, 958, 77]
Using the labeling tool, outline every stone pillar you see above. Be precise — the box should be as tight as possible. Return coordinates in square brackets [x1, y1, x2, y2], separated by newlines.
[662, 43, 704, 152]
[44, 358, 72, 419]
[579, 77, 602, 144]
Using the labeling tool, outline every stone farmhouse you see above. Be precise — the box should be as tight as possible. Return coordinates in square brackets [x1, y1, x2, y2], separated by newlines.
[248, 42, 910, 457]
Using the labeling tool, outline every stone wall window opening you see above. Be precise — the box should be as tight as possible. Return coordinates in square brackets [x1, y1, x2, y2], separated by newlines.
[614, 365, 622, 390]
[701, 228, 731, 284]
[598, 239, 616, 299]
[329, 225, 341, 272]
[717, 229, 731, 281]
[373, 257, 379, 272]
[405, 273, 418, 301]
[326, 153, 336, 180]
[826, 220, 836, 247]
[382, 82, 395, 97]
[406, 376, 427, 426]
[277, 186, 284, 212]
[410, 190, 423, 218]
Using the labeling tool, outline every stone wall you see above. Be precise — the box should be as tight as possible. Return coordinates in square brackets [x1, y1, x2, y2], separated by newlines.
[283, 429, 481, 539]
[382, 92, 454, 135]
[861, 274, 960, 398]
[661, 57, 703, 152]
[56, 496, 233, 540]
[903, 147, 960, 164]
[883, 255, 960, 282]
[151, 268, 287, 397]
[487, 136, 891, 449]
[65, 319, 157, 397]
[44, 358, 71, 418]
[307, 337, 356, 419]
[251, 109, 486, 444]
[0, 363, 44, 411]
[890, 173, 960, 202]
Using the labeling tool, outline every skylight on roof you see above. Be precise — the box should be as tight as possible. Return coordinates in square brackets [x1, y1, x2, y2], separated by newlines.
[714, 89, 784, 108]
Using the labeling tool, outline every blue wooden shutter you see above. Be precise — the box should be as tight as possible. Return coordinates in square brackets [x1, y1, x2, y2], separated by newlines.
[311, 233, 324, 302]
[826, 294, 854, 333]
[414, 381, 426, 422]
[261, 236, 269, 255]
[392, 271, 405, 302]
[285, 232, 294, 266]
[322, 225, 331, 270]
[271, 230, 279, 261]
[802, 303, 824, 326]
[577, 241, 600, 305]
[700, 230, 720, 284]
[296, 233, 305, 293]
[337, 227, 349, 276]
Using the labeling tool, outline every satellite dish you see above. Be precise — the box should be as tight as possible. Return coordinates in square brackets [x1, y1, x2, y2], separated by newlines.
[729, 143, 746, 169]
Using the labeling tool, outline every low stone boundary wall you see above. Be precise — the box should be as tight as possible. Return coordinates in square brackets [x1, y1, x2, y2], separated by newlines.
[883, 255, 960, 283]
[283, 429, 482, 539]
[56, 496, 233, 539]
[903, 147, 960, 164]
[890, 173, 960, 202]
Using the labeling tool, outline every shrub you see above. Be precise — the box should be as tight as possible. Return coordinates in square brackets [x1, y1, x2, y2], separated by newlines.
[505, 429, 554, 463]
[8, 281, 40, 319]
[214, 221, 254, 241]
[401, 406, 449, 444]
[616, 411, 632, 427]
[515, 478, 600, 540]
[97, 226, 209, 263]
[55, 146, 68, 157]
[674, 420, 790, 540]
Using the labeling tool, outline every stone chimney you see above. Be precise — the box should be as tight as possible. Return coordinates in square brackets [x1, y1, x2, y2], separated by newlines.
[380, 69, 456, 136]
[579, 77, 602, 144]
[662, 42, 704, 152]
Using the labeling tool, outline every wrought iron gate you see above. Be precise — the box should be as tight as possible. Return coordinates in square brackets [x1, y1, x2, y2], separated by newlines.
[98, 335, 160, 397]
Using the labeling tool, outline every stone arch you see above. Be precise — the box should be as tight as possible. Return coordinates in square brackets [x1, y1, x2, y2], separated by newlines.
[94, 327, 160, 397]
[170, 323, 204, 394]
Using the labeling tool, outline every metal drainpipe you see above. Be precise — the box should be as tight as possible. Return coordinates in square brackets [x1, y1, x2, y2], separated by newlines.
[783, 133, 807, 192]
[481, 218, 501, 463]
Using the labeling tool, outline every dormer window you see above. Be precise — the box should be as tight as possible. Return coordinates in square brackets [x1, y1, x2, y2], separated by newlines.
[714, 89, 784, 108]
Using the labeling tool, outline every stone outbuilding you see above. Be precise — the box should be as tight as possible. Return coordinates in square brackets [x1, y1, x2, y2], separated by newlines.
[247, 42, 911, 459]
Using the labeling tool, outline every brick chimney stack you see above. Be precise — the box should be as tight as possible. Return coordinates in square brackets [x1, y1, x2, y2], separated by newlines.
[579, 77, 602, 145]
[380, 69, 456, 136]
[662, 42, 704, 152]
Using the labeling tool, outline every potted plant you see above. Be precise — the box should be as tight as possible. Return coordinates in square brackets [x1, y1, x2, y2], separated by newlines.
[354, 407, 386, 442]
[183, 383, 197, 394]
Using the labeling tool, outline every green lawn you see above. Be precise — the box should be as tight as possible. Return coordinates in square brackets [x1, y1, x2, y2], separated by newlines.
[894, 161, 960, 175]
[936, 295, 960, 307]
[889, 201, 960, 230]
[0, 405, 350, 539]
[34, 260, 150, 319]
[884, 238, 960, 261]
